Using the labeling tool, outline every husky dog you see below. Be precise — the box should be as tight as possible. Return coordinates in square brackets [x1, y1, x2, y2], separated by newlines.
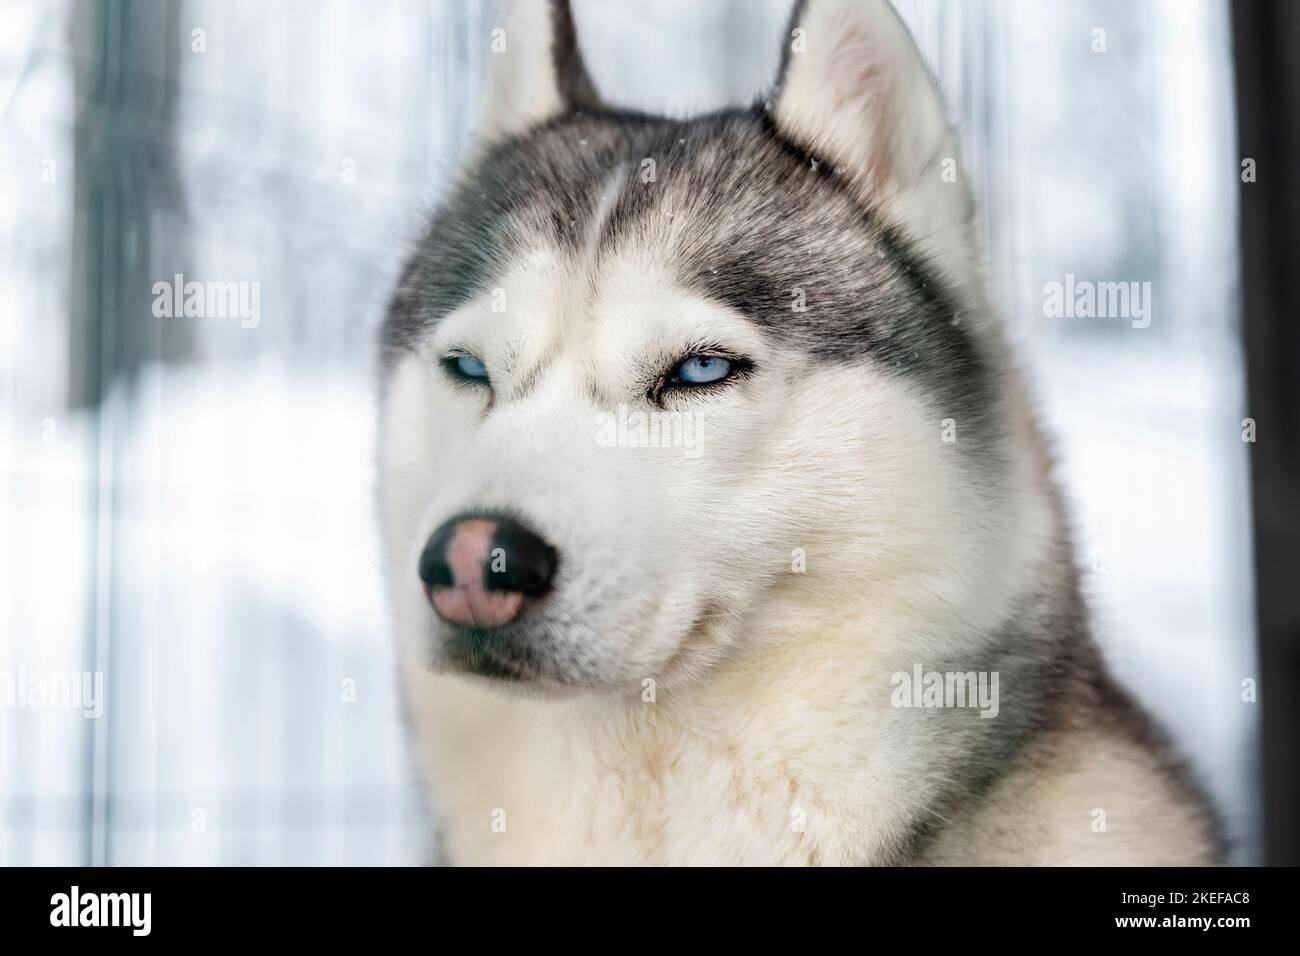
[378, 0, 1222, 865]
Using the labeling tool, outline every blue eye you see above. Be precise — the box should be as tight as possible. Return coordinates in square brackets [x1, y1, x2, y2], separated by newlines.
[674, 355, 732, 384]
[448, 354, 489, 381]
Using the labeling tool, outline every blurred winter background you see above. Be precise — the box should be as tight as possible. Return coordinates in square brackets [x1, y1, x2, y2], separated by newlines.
[0, 0, 1258, 864]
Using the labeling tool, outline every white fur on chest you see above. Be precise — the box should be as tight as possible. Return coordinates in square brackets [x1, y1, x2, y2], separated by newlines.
[399, 586, 1016, 866]
[404, 671, 874, 865]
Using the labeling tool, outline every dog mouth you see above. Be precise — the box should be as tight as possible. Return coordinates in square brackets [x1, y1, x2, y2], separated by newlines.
[441, 627, 597, 691]
[435, 595, 727, 690]
[440, 627, 642, 695]
[443, 631, 535, 683]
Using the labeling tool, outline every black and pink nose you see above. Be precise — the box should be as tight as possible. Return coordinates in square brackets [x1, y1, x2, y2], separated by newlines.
[418, 515, 558, 629]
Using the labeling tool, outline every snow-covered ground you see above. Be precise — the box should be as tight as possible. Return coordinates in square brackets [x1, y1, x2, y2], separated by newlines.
[1, 364, 426, 864]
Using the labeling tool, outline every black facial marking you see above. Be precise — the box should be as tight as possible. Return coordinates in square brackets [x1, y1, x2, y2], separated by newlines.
[382, 105, 997, 449]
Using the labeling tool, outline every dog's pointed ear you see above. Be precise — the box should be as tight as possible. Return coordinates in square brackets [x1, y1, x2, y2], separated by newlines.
[772, 0, 972, 266]
[475, 0, 601, 147]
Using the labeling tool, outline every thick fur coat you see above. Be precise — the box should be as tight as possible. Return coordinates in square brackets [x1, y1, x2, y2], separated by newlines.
[377, 0, 1222, 865]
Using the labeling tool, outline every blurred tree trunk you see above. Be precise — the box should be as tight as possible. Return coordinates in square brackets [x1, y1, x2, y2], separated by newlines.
[1232, 0, 1300, 868]
[69, 0, 191, 410]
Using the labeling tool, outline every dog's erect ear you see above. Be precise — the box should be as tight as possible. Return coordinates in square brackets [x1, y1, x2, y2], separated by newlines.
[772, 0, 973, 269]
[475, 0, 601, 147]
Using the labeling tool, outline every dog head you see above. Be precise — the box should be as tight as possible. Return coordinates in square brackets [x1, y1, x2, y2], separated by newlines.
[379, 0, 1018, 693]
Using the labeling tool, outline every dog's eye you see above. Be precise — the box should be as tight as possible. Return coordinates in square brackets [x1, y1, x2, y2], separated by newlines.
[444, 354, 489, 384]
[673, 355, 732, 385]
